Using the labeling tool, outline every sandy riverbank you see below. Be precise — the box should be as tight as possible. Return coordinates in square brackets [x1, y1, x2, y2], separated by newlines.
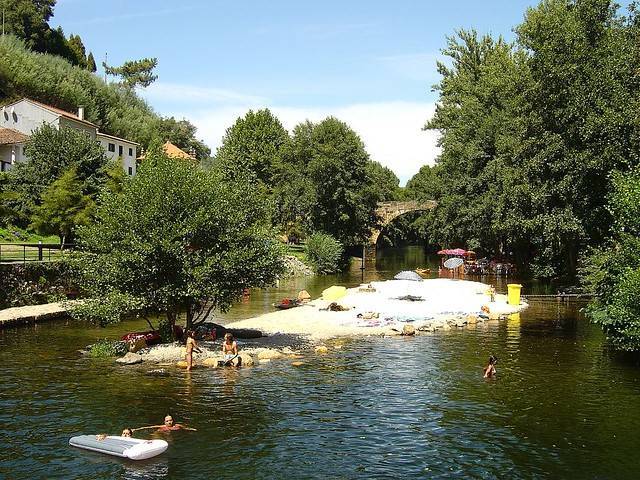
[225, 278, 527, 340]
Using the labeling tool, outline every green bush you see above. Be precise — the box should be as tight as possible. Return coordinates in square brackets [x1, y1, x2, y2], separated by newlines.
[305, 232, 344, 274]
[88, 339, 128, 358]
[0, 262, 76, 309]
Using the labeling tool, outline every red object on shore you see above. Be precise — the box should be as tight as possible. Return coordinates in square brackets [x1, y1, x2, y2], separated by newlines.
[437, 248, 467, 256]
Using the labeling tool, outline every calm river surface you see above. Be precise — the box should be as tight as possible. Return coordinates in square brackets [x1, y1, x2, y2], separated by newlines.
[1, 247, 640, 479]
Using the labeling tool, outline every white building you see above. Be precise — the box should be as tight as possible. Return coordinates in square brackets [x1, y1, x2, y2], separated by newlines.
[0, 98, 138, 175]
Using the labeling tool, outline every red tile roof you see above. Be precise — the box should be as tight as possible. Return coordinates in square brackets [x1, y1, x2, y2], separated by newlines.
[0, 127, 28, 145]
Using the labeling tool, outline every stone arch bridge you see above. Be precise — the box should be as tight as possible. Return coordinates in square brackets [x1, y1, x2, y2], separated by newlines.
[366, 200, 437, 257]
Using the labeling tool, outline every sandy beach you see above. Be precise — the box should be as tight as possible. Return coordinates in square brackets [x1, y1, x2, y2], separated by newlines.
[225, 278, 528, 340]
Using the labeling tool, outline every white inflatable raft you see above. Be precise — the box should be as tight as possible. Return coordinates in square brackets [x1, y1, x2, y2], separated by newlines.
[69, 435, 168, 460]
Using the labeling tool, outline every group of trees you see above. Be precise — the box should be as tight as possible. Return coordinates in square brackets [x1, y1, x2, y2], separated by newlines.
[213, 109, 399, 255]
[0, 0, 96, 70]
[404, 0, 640, 349]
[404, 0, 639, 280]
[72, 152, 284, 330]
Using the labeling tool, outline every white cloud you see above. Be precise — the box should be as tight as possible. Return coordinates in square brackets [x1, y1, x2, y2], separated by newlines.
[146, 87, 441, 186]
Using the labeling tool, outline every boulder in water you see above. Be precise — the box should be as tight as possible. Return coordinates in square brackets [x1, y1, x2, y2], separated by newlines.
[402, 324, 416, 336]
[116, 352, 143, 365]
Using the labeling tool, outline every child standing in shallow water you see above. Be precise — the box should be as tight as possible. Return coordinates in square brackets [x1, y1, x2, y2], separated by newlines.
[483, 355, 497, 378]
[185, 330, 200, 371]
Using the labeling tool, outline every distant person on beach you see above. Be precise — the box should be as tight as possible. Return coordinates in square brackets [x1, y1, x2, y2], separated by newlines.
[483, 355, 497, 378]
[185, 330, 201, 371]
[134, 415, 197, 432]
[222, 333, 241, 367]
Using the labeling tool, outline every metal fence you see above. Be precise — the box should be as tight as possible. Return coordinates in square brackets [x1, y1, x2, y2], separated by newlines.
[0, 242, 75, 264]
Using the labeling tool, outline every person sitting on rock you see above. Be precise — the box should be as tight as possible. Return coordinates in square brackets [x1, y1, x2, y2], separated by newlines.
[134, 415, 197, 432]
[483, 355, 497, 378]
[221, 333, 242, 367]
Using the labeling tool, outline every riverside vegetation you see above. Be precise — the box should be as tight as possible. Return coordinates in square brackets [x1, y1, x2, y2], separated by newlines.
[1, 0, 640, 351]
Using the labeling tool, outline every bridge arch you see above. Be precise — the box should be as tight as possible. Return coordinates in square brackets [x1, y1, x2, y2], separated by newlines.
[369, 200, 437, 246]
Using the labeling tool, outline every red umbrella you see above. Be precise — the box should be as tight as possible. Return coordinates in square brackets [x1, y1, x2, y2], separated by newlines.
[450, 248, 466, 256]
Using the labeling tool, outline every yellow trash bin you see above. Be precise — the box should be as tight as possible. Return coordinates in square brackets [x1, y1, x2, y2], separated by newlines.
[507, 284, 522, 306]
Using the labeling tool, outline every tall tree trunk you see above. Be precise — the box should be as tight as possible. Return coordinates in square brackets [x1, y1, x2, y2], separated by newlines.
[186, 304, 194, 331]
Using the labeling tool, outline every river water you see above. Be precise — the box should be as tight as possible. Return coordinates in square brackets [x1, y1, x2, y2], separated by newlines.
[1, 247, 639, 479]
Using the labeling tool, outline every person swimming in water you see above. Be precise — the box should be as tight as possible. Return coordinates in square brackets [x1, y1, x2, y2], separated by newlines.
[483, 355, 497, 378]
[134, 415, 197, 432]
[221, 333, 241, 367]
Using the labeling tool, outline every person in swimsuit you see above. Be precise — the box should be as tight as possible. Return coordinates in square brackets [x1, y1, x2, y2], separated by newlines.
[185, 330, 201, 371]
[134, 415, 197, 432]
[483, 355, 497, 378]
[221, 333, 241, 367]
[96, 427, 133, 441]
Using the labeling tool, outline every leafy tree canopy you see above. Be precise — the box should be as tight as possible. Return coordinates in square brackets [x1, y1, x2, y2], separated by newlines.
[71, 153, 284, 328]
[215, 109, 288, 188]
[8, 124, 107, 216]
[30, 167, 94, 244]
[103, 57, 158, 88]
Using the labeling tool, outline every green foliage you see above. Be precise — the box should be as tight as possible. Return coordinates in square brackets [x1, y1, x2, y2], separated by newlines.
[30, 167, 95, 243]
[88, 339, 128, 358]
[0, 0, 56, 52]
[0, 262, 74, 309]
[305, 117, 380, 246]
[581, 169, 640, 350]
[86, 52, 96, 73]
[103, 57, 158, 88]
[415, 1, 640, 277]
[365, 161, 400, 201]
[215, 109, 289, 188]
[67, 34, 87, 68]
[0, 35, 208, 158]
[305, 232, 344, 274]
[8, 124, 106, 220]
[157, 117, 211, 160]
[71, 152, 284, 327]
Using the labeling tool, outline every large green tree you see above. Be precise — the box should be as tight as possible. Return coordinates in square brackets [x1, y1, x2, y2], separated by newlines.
[581, 168, 640, 350]
[71, 153, 284, 328]
[305, 117, 379, 247]
[215, 109, 289, 188]
[30, 167, 94, 244]
[0, 0, 56, 52]
[8, 124, 107, 219]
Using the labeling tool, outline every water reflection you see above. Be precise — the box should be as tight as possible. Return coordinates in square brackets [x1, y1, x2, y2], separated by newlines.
[2, 247, 640, 478]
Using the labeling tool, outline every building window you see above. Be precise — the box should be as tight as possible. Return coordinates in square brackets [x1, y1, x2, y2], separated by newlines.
[128, 166, 133, 176]
[129, 148, 133, 156]
[108, 143, 115, 152]
[119, 145, 123, 156]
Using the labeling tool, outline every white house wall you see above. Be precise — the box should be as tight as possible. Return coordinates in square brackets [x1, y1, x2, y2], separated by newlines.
[98, 136, 137, 175]
[1, 99, 138, 176]
[0, 101, 59, 135]
[0, 143, 26, 171]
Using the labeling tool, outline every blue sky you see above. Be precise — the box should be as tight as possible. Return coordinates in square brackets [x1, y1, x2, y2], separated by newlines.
[53, 0, 538, 184]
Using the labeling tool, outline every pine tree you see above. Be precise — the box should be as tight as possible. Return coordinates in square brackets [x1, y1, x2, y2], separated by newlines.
[86, 52, 97, 72]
